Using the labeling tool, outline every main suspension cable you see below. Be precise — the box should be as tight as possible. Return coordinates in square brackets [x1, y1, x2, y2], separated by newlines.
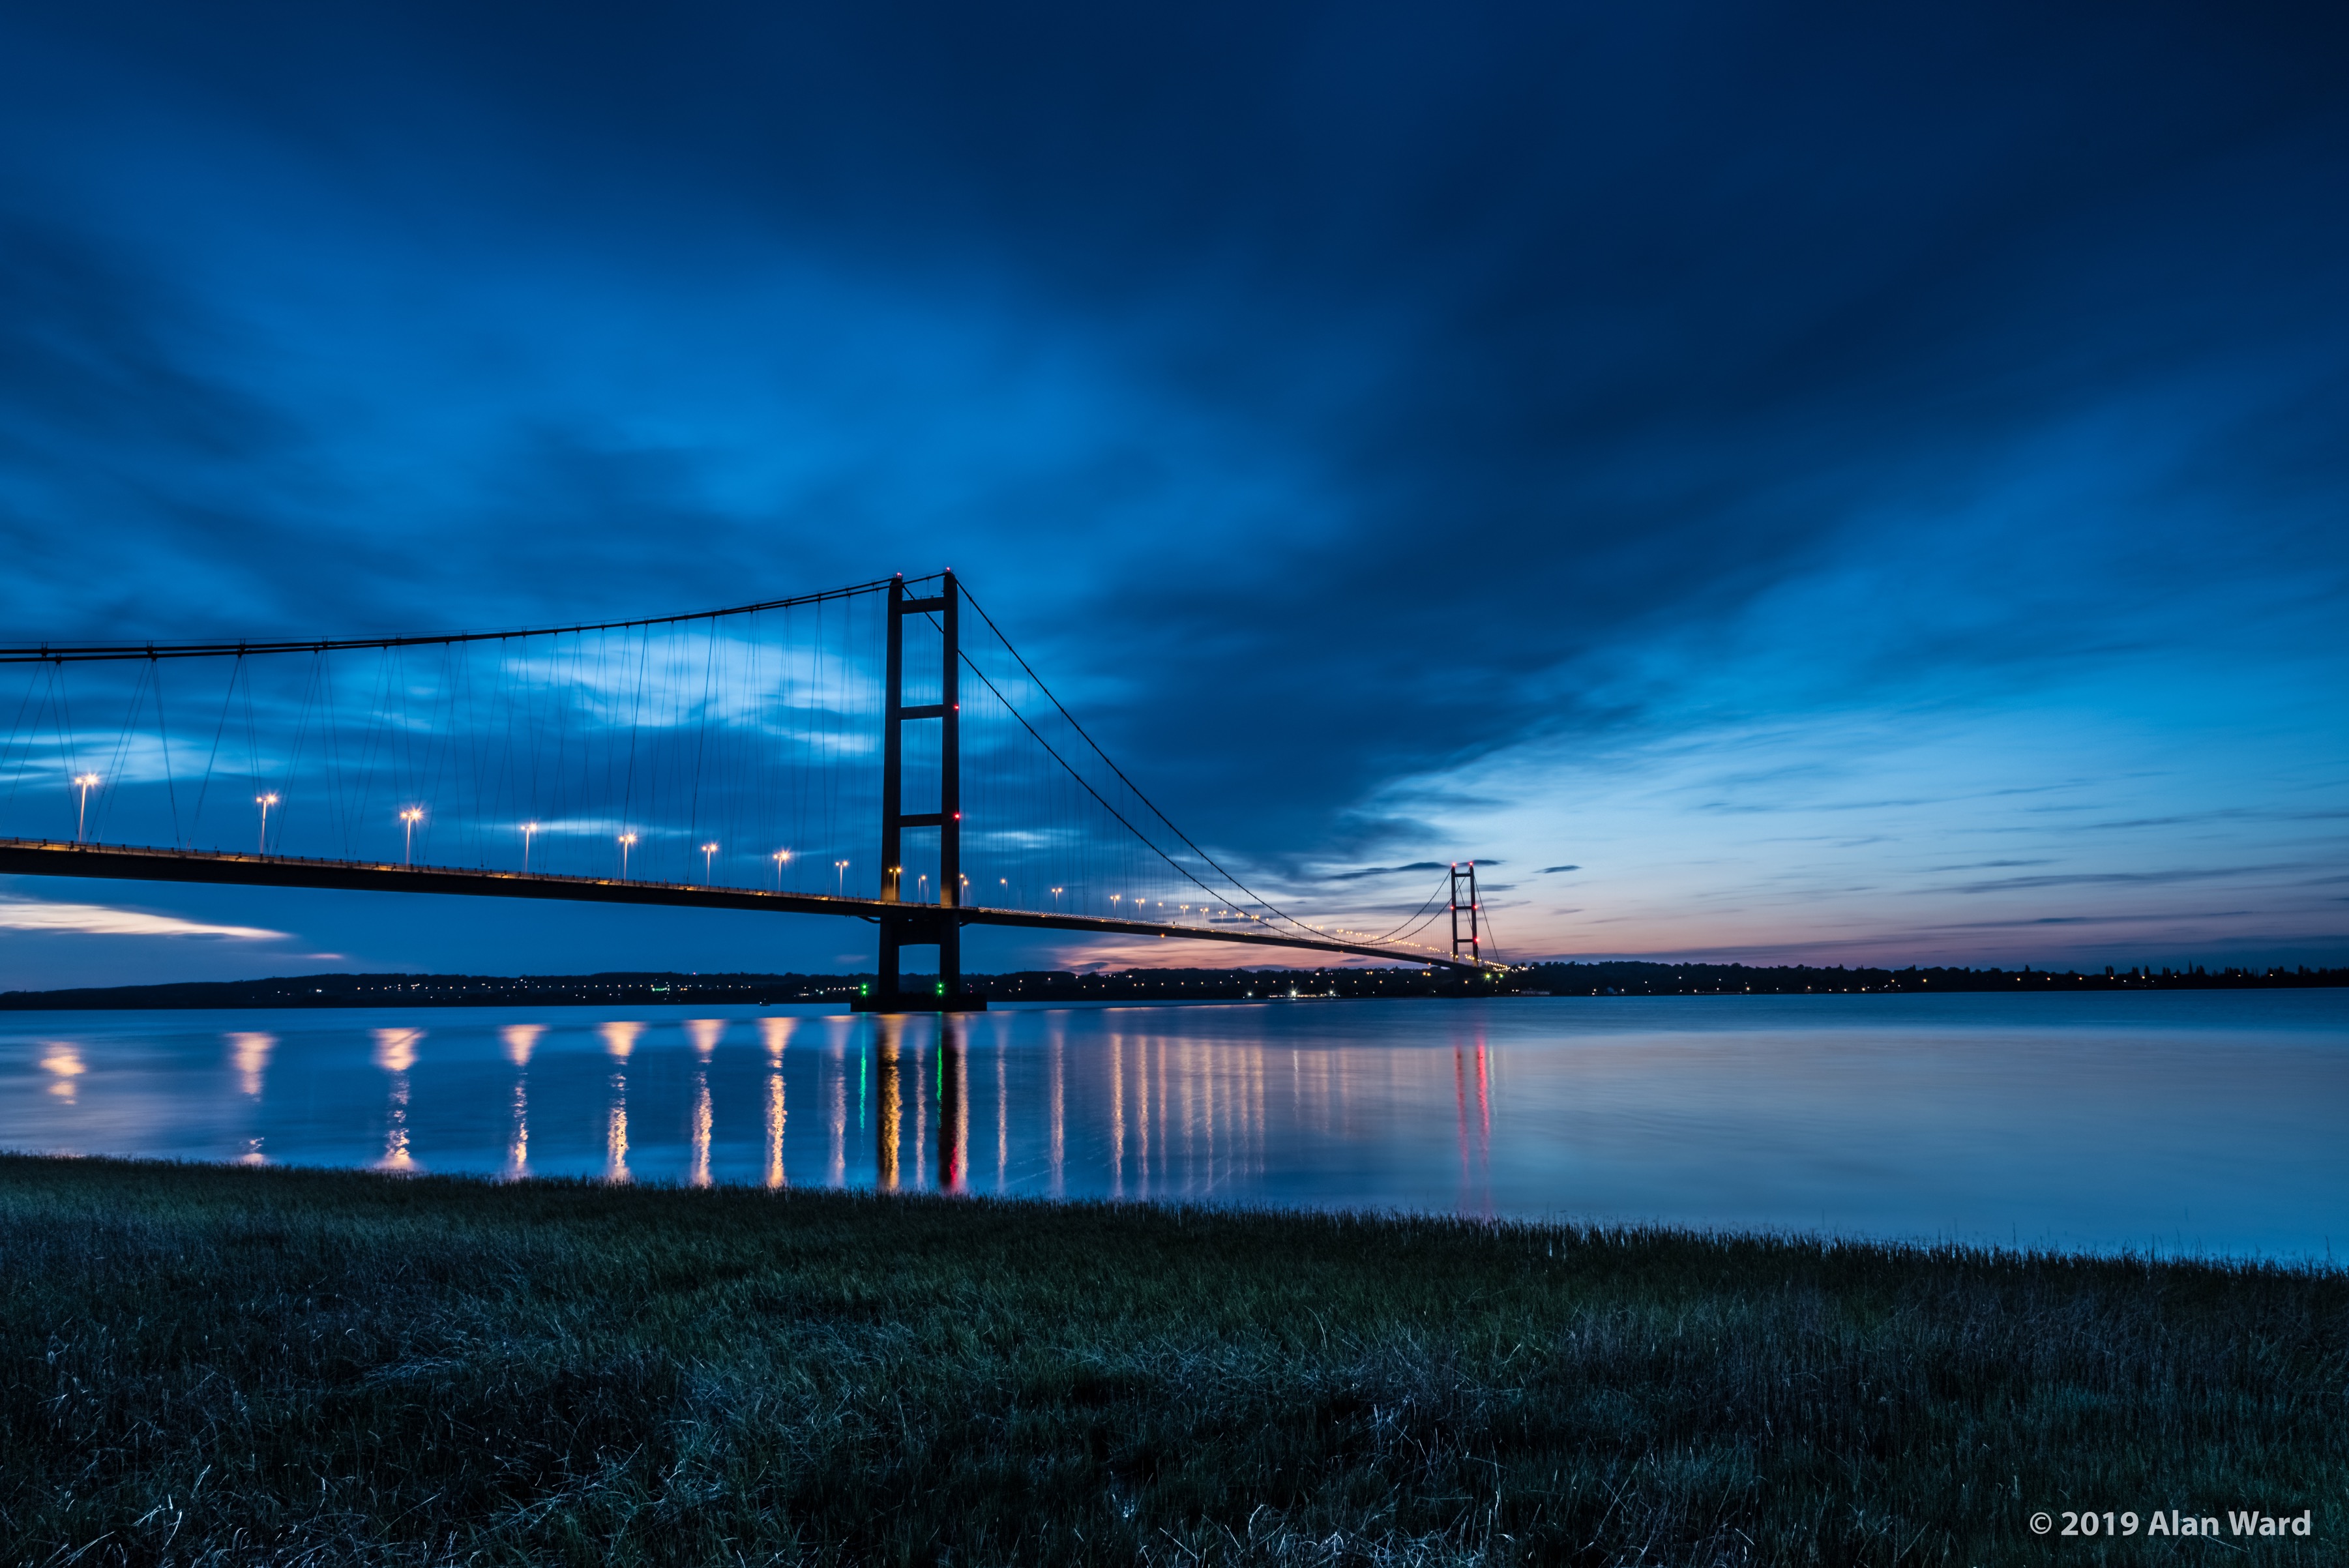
[1357, 868, 1456, 945]
[956, 582, 1329, 943]
[0, 577, 904, 664]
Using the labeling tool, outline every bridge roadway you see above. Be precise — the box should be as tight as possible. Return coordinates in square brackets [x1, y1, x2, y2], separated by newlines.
[0, 838, 1479, 972]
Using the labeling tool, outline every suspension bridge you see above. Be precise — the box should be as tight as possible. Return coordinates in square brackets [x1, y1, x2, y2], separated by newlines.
[0, 572, 1497, 1009]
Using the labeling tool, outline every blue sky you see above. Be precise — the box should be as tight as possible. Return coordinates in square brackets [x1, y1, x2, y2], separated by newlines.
[0, 1, 2344, 985]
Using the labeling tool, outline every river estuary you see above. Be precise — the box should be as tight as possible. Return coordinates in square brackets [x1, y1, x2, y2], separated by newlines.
[3, 990, 2342, 1259]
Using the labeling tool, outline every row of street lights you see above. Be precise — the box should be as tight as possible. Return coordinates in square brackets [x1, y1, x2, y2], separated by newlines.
[72, 775, 307, 857]
[61, 777, 1356, 936]
[68, 775, 800, 884]
[501, 817, 832, 887]
[606, 830, 838, 892]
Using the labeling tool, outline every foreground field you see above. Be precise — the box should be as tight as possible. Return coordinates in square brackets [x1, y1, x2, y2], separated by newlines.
[1, 1156, 2341, 1565]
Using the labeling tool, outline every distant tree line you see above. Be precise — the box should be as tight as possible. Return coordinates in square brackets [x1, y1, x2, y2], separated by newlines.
[1516, 961, 2348, 995]
[0, 972, 855, 1011]
[1, 960, 2341, 1011]
[0, 968, 1451, 1009]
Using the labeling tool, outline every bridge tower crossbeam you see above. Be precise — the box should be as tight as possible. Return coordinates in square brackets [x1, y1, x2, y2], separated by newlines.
[1449, 861, 1481, 968]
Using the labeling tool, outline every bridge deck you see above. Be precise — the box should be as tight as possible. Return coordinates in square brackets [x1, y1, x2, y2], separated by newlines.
[0, 838, 1474, 971]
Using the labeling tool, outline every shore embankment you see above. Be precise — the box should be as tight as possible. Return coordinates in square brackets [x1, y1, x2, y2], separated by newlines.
[3, 1155, 2342, 1565]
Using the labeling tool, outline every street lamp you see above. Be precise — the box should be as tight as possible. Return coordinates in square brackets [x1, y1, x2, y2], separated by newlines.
[772, 849, 790, 890]
[619, 832, 637, 879]
[255, 792, 278, 854]
[702, 842, 719, 884]
[72, 773, 100, 843]
[399, 806, 423, 866]
[834, 859, 849, 897]
[1052, 886, 1063, 912]
[522, 821, 539, 873]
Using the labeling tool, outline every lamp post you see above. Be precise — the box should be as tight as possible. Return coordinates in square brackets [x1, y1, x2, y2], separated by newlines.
[772, 849, 790, 890]
[72, 773, 100, 843]
[1052, 886, 1063, 912]
[399, 806, 423, 866]
[522, 821, 538, 873]
[834, 859, 848, 897]
[619, 833, 637, 880]
[702, 842, 719, 885]
[255, 792, 278, 854]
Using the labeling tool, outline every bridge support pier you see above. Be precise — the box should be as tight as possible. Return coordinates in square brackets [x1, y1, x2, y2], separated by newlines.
[855, 572, 987, 1014]
[855, 908, 985, 1012]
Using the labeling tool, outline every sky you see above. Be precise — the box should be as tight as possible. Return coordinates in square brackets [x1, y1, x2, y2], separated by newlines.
[0, 1, 2344, 986]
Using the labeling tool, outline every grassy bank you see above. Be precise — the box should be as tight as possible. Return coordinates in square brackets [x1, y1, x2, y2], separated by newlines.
[2, 1157, 2342, 1565]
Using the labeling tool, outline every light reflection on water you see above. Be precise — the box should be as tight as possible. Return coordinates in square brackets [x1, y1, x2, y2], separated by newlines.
[370, 1029, 421, 1174]
[1, 994, 2344, 1258]
[500, 1025, 537, 1178]
[38, 1043, 84, 1103]
[229, 1032, 272, 1099]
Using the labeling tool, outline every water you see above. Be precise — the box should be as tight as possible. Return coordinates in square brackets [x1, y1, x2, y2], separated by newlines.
[3, 992, 2343, 1260]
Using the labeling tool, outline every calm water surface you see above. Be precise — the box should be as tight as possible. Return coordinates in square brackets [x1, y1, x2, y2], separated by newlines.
[3, 993, 2343, 1259]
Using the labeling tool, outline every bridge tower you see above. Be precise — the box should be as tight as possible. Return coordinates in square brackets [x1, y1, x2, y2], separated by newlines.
[1449, 861, 1481, 968]
[857, 572, 986, 1013]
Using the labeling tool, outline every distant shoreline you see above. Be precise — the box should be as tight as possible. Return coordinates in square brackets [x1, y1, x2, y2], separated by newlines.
[2, 960, 2341, 1011]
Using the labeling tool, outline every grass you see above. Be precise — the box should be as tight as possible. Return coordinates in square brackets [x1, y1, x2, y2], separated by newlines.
[1, 1155, 2342, 1566]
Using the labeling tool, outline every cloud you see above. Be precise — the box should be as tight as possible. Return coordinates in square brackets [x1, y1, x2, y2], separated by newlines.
[0, 896, 286, 939]
[0, 5, 2342, 970]
[1936, 866, 2295, 896]
[1539, 865, 1580, 874]
[1913, 911, 2260, 931]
